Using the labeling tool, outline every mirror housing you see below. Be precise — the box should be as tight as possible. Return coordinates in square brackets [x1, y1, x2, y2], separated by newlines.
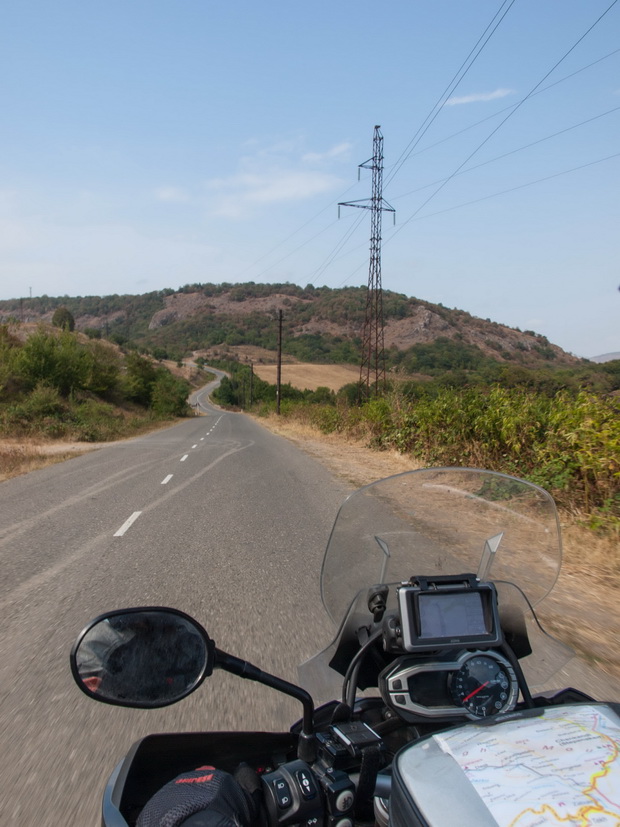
[70, 607, 215, 708]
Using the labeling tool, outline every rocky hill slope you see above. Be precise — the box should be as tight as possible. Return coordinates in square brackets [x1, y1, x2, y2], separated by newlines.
[0, 283, 583, 368]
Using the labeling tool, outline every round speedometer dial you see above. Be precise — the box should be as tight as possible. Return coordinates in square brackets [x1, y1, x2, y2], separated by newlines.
[450, 654, 517, 718]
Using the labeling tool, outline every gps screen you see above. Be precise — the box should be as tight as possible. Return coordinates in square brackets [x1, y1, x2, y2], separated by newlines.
[418, 591, 488, 639]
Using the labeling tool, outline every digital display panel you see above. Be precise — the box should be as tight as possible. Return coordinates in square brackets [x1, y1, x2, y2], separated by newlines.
[418, 591, 488, 639]
[397, 580, 502, 652]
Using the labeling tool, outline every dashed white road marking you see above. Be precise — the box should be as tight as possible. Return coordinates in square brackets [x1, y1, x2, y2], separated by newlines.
[114, 511, 142, 537]
[161, 474, 173, 485]
[192, 444, 197, 449]
[206, 415, 223, 436]
[200, 438, 204, 441]
[0, 436, 254, 613]
[180, 454, 188, 462]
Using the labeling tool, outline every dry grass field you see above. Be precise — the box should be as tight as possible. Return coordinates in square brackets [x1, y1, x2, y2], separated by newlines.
[253, 363, 360, 392]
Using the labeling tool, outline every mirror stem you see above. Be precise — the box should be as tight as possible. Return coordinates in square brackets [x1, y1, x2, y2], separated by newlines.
[215, 649, 316, 762]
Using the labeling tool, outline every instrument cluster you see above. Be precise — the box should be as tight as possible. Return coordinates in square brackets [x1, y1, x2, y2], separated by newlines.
[380, 650, 519, 722]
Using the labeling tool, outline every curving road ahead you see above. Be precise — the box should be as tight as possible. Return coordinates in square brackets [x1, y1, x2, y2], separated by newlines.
[0, 382, 348, 824]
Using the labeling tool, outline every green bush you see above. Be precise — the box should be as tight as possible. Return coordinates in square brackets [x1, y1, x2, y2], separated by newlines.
[150, 371, 191, 417]
[309, 386, 336, 405]
[15, 329, 87, 396]
[84, 341, 120, 397]
[71, 398, 125, 441]
[0, 383, 68, 434]
[309, 405, 341, 433]
[122, 353, 159, 406]
[0, 328, 192, 441]
[51, 306, 75, 331]
[274, 383, 620, 532]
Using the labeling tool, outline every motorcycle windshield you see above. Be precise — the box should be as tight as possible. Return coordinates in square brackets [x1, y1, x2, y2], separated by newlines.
[320, 468, 562, 626]
[300, 468, 573, 701]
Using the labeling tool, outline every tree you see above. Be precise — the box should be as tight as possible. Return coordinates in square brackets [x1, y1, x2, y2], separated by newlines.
[310, 386, 336, 405]
[52, 306, 75, 331]
[16, 329, 89, 396]
[84, 341, 120, 396]
[122, 353, 159, 406]
[213, 376, 238, 406]
[150, 370, 191, 416]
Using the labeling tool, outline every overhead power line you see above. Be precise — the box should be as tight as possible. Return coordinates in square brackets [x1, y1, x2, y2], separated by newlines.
[250, 215, 350, 283]
[234, 179, 359, 280]
[247, 46, 620, 285]
[408, 151, 620, 221]
[238, 0, 516, 289]
[385, 0, 517, 189]
[391, 105, 620, 200]
[391, 0, 620, 238]
[395, 47, 620, 168]
[236, 8, 619, 289]
[310, 211, 367, 283]
[307, 1, 515, 289]
[326, 150, 620, 290]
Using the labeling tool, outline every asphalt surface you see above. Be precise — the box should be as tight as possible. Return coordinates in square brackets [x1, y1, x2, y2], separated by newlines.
[0, 380, 347, 825]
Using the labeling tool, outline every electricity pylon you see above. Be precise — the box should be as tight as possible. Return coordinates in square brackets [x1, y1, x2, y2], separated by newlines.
[339, 126, 395, 396]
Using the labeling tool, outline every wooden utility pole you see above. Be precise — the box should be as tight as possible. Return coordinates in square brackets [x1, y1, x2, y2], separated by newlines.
[276, 310, 283, 415]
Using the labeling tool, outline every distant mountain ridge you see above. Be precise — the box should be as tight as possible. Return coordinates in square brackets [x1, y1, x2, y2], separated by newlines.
[590, 352, 620, 363]
[0, 283, 585, 368]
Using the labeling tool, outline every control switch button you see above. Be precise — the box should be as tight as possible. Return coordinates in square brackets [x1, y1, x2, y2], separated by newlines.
[274, 777, 292, 809]
[335, 790, 354, 812]
[296, 768, 318, 799]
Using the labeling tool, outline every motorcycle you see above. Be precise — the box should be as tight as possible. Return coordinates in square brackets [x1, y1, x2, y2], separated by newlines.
[70, 467, 620, 826]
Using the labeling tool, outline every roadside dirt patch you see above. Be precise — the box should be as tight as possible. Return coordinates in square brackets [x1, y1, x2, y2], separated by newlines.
[0, 418, 179, 482]
[0, 440, 99, 482]
[254, 416, 421, 485]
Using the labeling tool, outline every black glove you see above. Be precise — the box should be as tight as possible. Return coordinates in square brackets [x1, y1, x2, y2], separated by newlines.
[233, 764, 266, 826]
[136, 766, 261, 827]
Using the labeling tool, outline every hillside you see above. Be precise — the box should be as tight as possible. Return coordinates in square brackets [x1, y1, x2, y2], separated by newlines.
[0, 283, 584, 371]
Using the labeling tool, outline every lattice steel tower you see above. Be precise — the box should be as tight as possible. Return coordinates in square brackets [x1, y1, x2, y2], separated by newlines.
[339, 126, 395, 396]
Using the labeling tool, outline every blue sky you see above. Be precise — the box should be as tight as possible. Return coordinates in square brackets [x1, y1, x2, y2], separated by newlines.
[1, 1, 618, 358]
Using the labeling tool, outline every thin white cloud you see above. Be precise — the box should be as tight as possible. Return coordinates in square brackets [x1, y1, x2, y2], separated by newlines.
[445, 88, 516, 106]
[205, 140, 346, 218]
[154, 186, 190, 203]
[302, 142, 353, 164]
[208, 170, 341, 218]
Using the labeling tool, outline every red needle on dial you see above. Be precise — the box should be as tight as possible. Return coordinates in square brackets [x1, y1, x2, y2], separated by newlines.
[462, 681, 490, 703]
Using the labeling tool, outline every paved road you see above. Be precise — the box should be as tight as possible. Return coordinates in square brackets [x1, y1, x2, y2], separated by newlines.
[0, 387, 347, 824]
[1, 378, 618, 824]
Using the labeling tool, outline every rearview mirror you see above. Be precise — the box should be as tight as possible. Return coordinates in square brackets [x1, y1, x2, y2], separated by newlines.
[70, 607, 215, 708]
